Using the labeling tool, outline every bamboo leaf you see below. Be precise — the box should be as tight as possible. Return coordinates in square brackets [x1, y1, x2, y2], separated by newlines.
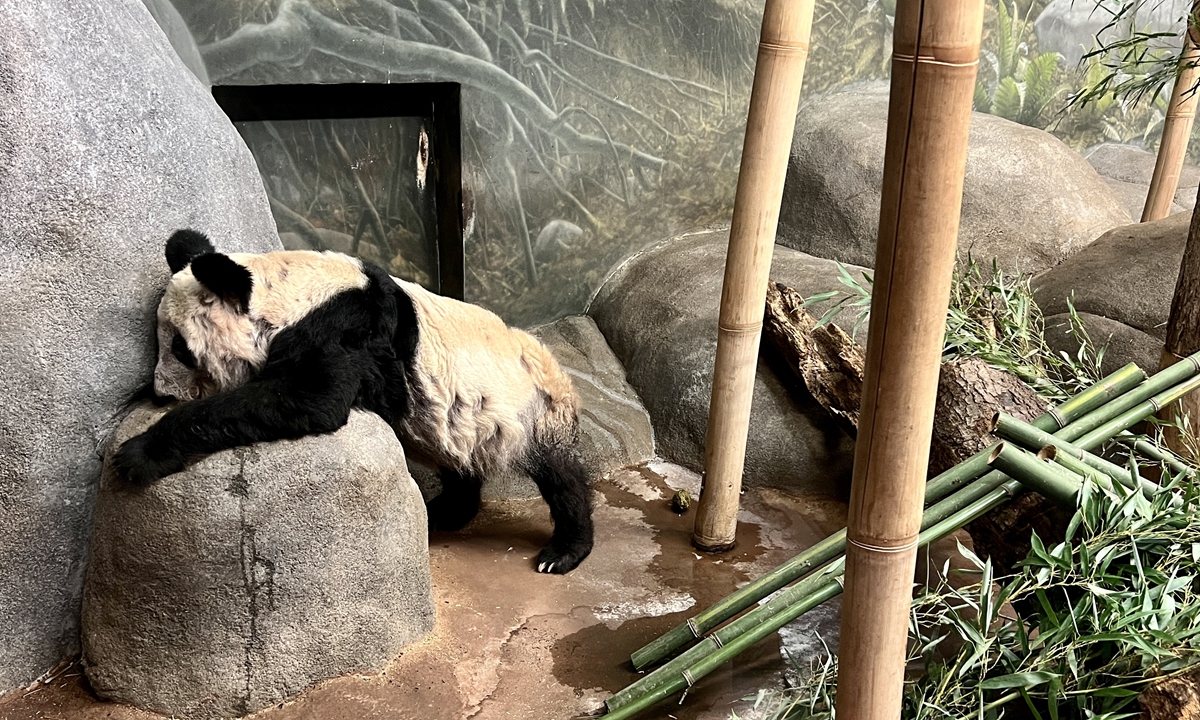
[979, 671, 1059, 690]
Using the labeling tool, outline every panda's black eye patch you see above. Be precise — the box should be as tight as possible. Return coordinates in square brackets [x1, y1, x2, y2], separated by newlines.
[171, 334, 197, 369]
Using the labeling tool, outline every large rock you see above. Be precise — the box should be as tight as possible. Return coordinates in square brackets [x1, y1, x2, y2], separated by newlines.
[1086, 143, 1199, 216]
[589, 228, 859, 495]
[1033, 212, 1187, 339]
[83, 406, 434, 719]
[1044, 312, 1163, 376]
[0, 0, 280, 692]
[778, 84, 1131, 274]
[413, 314, 657, 501]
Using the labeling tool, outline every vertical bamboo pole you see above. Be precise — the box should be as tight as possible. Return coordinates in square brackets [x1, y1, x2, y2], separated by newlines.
[1143, 2, 1200, 222]
[1159, 189, 1200, 458]
[833, 1, 983, 718]
[693, 0, 816, 551]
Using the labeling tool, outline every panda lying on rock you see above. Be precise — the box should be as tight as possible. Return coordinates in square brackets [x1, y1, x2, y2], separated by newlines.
[114, 229, 593, 574]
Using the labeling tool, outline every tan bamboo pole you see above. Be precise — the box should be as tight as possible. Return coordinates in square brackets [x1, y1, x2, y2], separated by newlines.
[693, 0, 816, 551]
[1143, 1, 1200, 222]
[833, 1, 983, 718]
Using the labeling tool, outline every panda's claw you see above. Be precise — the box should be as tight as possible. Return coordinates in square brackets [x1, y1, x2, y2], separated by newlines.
[112, 433, 185, 485]
[535, 543, 591, 574]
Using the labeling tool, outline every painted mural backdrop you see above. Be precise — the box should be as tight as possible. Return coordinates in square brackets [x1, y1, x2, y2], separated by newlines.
[157, 0, 1194, 325]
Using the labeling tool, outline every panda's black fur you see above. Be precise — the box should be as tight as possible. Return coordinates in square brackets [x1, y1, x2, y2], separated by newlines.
[115, 230, 593, 574]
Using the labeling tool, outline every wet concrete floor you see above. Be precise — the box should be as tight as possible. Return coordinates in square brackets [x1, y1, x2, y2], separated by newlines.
[0, 462, 850, 720]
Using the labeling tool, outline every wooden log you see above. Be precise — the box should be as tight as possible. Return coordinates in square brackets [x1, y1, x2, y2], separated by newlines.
[763, 281, 1044, 473]
[1141, 668, 1200, 720]
[764, 281, 1063, 575]
[763, 282, 864, 438]
[694, 0, 816, 552]
[1159, 180, 1200, 458]
[833, 1, 983, 716]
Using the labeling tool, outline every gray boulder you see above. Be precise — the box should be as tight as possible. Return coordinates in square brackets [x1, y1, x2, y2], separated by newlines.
[1086, 143, 1199, 215]
[779, 84, 1131, 274]
[83, 406, 434, 719]
[0, 0, 280, 693]
[589, 228, 860, 495]
[1032, 212, 1188, 339]
[414, 314, 656, 501]
[1044, 312, 1163, 376]
[141, 0, 209, 85]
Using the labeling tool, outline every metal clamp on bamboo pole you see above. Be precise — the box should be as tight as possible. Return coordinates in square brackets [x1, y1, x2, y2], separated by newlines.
[834, 2, 983, 719]
[1143, 0, 1200, 222]
[693, 0, 817, 552]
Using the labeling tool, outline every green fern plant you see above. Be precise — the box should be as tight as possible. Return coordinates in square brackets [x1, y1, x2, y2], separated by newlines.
[974, 1, 1067, 127]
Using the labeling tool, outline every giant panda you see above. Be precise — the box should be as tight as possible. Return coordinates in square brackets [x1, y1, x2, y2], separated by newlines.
[114, 229, 593, 574]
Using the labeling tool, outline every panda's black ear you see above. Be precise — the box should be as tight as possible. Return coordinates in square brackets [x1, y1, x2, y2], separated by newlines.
[191, 253, 253, 313]
[166, 229, 217, 274]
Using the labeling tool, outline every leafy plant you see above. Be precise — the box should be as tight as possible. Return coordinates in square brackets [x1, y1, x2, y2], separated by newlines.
[974, 1, 1067, 127]
[804, 259, 1102, 403]
[744, 463, 1200, 720]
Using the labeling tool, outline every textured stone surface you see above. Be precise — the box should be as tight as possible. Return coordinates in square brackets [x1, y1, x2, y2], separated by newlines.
[141, 0, 209, 85]
[1087, 143, 1199, 215]
[83, 406, 433, 719]
[1044, 312, 1163, 376]
[1032, 212, 1188, 339]
[588, 228, 861, 495]
[0, 0, 280, 693]
[413, 314, 656, 501]
[779, 84, 1130, 274]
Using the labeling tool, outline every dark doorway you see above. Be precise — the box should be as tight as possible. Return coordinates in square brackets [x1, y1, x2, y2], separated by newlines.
[212, 83, 464, 299]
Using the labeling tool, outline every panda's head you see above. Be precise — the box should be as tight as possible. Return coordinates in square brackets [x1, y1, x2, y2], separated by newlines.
[153, 230, 266, 401]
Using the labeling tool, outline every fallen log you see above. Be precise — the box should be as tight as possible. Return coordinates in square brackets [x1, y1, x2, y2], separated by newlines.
[763, 280, 1058, 573]
[763, 281, 1045, 471]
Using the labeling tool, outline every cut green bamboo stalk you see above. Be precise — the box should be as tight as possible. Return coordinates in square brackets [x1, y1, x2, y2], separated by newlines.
[1076, 373, 1200, 449]
[1043, 363, 1146, 429]
[604, 477, 1027, 720]
[992, 412, 1155, 494]
[611, 457, 1021, 712]
[628, 529, 846, 670]
[1119, 431, 1196, 477]
[1037, 445, 1116, 492]
[630, 363, 1149, 670]
[1064, 353, 1200, 441]
[987, 443, 1085, 509]
[610, 359, 1200, 717]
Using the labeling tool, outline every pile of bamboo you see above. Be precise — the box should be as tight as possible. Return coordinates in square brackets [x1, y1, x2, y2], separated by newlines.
[601, 352, 1200, 720]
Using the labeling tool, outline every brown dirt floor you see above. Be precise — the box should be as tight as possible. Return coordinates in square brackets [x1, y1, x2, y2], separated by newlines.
[0, 462, 851, 720]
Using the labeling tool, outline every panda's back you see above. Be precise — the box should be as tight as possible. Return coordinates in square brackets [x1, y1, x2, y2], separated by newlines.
[393, 278, 579, 472]
[232, 250, 369, 330]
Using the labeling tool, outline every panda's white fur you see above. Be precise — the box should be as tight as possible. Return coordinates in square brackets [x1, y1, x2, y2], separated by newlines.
[394, 278, 580, 476]
[154, 250, 369, 400]
[119, 230, 593, 573]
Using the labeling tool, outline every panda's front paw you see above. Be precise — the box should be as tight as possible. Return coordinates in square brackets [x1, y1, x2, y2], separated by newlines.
[536, 541, 592, 574]
[112, 433, 185, 485]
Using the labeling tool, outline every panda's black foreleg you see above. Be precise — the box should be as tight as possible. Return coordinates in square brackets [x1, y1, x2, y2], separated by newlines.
[113, 347, 361, 485]
[427, 468, 482, 531]
[524, 442, 594, 574]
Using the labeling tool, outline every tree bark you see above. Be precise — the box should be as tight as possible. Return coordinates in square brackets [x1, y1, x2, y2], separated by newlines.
[763, 281, 1045, 471]
[1141, 669, 1200, 720]
[764, 280, 1056, 574]
[1160, 182, 1200, 457]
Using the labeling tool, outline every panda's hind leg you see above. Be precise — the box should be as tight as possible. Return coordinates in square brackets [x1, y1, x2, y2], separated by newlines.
[427, 467, 482, 532]
[524, 442, 593, 574]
